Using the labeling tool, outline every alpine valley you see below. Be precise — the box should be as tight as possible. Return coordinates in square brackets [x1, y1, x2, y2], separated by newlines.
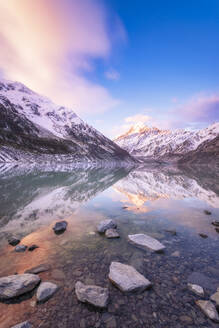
[0, 79, 134, 165]
[114, 122, 219, 165]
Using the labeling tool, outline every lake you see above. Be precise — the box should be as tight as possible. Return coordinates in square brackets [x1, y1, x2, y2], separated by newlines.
[0, 163, 219, 328]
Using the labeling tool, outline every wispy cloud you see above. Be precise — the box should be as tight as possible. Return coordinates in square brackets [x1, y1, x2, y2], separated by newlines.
[0, 0, 125, 114]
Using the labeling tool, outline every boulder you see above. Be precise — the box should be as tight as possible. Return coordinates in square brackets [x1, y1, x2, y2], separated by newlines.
[196, 300, 219, 322]
[25, 263, 51, 274]
[11, 321, 32, 328]
[188, 283, 204, 296]
[75, 281, 109, 308]
[109, 262, 151, 293]
[105, 229, 120, 239]
[128, 234, 165, 252]
[0, 274, 40, 299]
[53, 221, 68, 234]
[15, 245, 27, 252]
[36, 282, 58, 303]
[8, 236, 20, 246]
[97, 219, 117, 233]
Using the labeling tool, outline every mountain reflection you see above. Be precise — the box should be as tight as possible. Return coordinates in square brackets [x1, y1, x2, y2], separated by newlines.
[114, 166, 219, 212]
[0, 164, 131, 239]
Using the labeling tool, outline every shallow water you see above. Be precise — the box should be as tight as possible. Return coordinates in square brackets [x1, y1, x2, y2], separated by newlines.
[0, 164, 219, 328]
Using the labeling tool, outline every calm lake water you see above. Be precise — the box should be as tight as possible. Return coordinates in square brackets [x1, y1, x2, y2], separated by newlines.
[0, 164, 219, 328]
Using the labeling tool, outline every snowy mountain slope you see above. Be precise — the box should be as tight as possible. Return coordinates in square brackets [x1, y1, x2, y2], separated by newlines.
[0, 79, 134, 164]
[114, 122, 219, 162]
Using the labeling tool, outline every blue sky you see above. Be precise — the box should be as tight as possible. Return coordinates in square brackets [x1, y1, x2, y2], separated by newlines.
[87, 0, 219, 136]
[0, 0, 218, 137]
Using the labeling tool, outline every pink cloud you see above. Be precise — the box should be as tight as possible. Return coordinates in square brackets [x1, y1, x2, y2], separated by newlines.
[0, 0, 124, 114]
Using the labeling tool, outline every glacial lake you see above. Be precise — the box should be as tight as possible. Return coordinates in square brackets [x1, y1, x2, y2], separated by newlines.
[0, 164, 219, 328]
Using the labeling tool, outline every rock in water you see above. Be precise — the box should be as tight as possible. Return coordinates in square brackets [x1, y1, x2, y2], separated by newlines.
[75, 281, 109, 308]
[128, 234, 165, 252]
[53, 221, 68, 234]
[97, 219, 117, 233]
[36, 282, 58, 303]
[212, 221, 219, 227]
[105, 229, 120, 239]
[109, 262, 151, 293]
[204, 210, 211, 215]
[196, 300, 219, 322]
[11, 321, 32, 328]
[0, 274, 40, 299]
[8, 236, 20, 246]
[25, 263, 51, 274]
[15, 245, 27, 252]
[188, 283, 204, 296]
[28, 245, 39, 251]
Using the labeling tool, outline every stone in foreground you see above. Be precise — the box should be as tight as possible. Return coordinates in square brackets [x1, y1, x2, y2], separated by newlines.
[75, 281, 109, 308]
[97, 219, 117, 233]
[11, 321, 32, 328]
[25, 263, 51, 274]
[36, 282, 58, 303]
[210, 289, 219, 307]
[0, 274, 40, 299]
[109, 262, 151, 293]
[53, 220, 68, 234]
[196, 300, 219, 322]
[15, 245, 27, 252]
[128, 234, 165, 252]
[105, 228, 120, 239]
[8, 236, 20, 246]
[188, 283, 204, 296]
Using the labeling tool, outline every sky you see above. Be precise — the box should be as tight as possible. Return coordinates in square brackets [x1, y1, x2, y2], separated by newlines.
[0, 0, 218, 138]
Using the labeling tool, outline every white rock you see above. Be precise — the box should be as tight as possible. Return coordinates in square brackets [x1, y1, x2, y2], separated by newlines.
[109, 262, 151, 293]
[0, 274, 40, 299]
[36, 282, 58, 302]
[105, 229, 120, 239]
[210, 290, 219, 307]
[128, 234, 165, 252]
[188, 283, 204, 296]
[196, 300, 219, 322]
[97, 219, 117, 233]
[75, 281, 109, 308]
[11, 321, 32, 328]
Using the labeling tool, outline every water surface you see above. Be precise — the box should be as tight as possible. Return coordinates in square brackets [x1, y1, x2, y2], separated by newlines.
[0, 164, 219, 328]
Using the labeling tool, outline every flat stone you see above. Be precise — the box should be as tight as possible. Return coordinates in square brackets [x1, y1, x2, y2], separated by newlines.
[109, 261, 152, 293]
[8, 236, 20, 246]
[171, 251, 180, 257]
[188, 283, 204, 296]
[128, 234, 165, 252]
[28, 245, 39, 251]
[204, 210, 212, 215]
[11, 321, 32, 328]
[105, 229, 120, 239]
[14, 245, 27, 252]
[165, 229, 177, 235]
[75, 281, 109, 308]
[187, 272, 219, 292]
[196, 300, 219, 322]
[53, 221, 68, 234]
[97, 219, 117, 233]
[36, 282, 58, 303]
[0, 274, 40, 299]
[25, 263, 51, 274]
[210, 290, 219, 307]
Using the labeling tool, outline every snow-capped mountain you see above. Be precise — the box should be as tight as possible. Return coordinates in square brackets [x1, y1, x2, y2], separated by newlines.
[114, 122, 219, 162]
[0, 79, 134, 164]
